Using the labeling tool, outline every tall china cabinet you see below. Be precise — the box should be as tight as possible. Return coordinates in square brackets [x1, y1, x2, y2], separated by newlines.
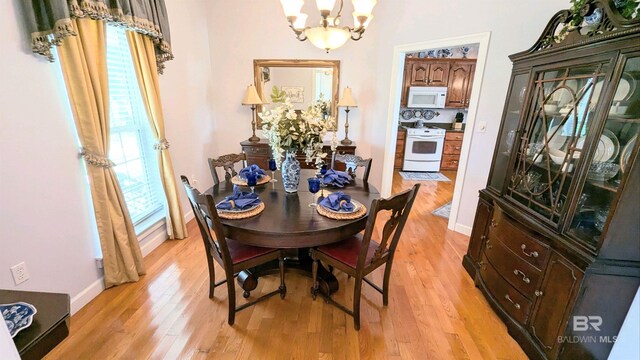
[463, 1, 640, 359]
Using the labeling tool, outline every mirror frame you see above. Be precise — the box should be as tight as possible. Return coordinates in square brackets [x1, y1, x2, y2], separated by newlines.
[253, 59, 341, 126]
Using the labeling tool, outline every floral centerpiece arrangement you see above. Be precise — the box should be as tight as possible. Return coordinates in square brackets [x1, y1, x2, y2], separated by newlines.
[259, 87, 337, 192]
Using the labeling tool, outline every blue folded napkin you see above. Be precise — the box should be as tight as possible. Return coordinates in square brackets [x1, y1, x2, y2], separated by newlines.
[239, 164, 266, 180]
[323, 169, 351, 187]
[319, 191, 355, 212]
[216, 188, 262, 210]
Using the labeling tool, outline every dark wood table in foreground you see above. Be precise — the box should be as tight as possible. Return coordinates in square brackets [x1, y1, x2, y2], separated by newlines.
[209, 169, 380, 295]
[0, 290, 70, 360]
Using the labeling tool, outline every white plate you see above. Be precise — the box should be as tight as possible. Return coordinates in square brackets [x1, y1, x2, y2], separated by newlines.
[620, 135, 637, 173]
[593, 129, 619, 162]
[591, 76, 634, 106]
[546, 125, 568, 151]
[320, 199, 363, 214]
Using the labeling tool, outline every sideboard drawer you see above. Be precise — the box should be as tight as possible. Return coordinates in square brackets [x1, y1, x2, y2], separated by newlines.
[490, 207, 550, 270]
[480, 253, 533, 325]
[485, 237, 542, 299]
[244, 146, 270, 156]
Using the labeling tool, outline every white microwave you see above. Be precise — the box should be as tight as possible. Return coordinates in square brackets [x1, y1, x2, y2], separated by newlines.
[407, 86, 448, 108]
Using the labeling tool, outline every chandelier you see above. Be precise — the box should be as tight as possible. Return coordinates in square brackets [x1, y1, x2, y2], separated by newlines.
[280, 0, 377, 52]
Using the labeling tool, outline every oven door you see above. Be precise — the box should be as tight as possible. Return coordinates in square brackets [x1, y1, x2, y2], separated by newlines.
[404, 135, 444, 162]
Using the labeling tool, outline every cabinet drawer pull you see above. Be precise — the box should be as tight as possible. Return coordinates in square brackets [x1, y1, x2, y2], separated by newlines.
[491, 219, 497, 227]
[535, 290, 543, 297]
[478, 261, 487, 270]
[520, 244, 539, 258]
[480, 235, 487, 240]
[504, 294, 521, 309]
[485, 240, 493, 250]
[455, 146, 461, 150]
[513, 269, 531, 284]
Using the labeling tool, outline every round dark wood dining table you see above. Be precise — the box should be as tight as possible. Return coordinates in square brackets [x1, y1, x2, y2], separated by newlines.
[208, 169, 380, 295]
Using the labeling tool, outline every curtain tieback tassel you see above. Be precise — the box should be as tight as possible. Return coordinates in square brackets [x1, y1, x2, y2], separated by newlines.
[80, 148, 115, 168]
[154, 138, 170, 151]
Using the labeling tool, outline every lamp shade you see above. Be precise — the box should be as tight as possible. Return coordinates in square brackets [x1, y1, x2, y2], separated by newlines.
[304, 27, 350, 52]
[242, 84, 263, 105]
[280, 0, 304, 17]
[352, 0, 377, 15]
[338, 87, 357, 107]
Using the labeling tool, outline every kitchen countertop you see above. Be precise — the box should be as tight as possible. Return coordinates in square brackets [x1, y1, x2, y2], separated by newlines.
[398, 122, 466, 132]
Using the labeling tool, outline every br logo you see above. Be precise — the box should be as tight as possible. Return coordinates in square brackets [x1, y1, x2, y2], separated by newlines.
[573, 316, 602, 331]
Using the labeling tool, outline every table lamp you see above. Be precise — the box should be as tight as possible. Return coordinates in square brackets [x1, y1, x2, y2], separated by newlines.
[242, 84, 264, 142]
[337, 87, 357, 145]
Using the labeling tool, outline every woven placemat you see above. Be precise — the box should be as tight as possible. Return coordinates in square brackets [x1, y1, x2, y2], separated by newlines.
[218, 202, 265, 220]
[316, 203, 367, 220]
[231, 175, 271, 186]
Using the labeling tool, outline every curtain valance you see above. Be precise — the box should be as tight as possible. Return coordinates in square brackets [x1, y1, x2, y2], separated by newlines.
[24, 0, 173, 73]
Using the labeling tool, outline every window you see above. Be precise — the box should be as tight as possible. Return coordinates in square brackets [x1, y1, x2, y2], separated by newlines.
[106, 25, 164, 226]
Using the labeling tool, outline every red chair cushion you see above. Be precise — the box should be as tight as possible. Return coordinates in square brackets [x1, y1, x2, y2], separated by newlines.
[316, 234, 381, 269]
[226, 238, 278, 264]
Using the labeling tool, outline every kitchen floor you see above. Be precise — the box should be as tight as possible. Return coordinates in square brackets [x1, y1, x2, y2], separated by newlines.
[392, 169, 458, 218]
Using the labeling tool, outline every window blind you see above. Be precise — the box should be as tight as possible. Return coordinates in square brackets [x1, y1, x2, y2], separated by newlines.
[106, 25, 164, 226]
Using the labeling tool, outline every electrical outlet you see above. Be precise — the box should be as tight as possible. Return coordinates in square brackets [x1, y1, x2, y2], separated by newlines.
[478, 121, 487, 133]
[10, 262, 29, 285]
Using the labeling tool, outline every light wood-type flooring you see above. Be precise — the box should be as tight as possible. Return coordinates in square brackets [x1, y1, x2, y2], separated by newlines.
[45, 171, 527, 359]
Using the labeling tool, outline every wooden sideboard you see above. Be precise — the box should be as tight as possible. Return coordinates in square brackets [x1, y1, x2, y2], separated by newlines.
[0, 290, 70, 360]
[240, 139, 356, 171]
[440, 130, 464, 171]
[464, 2, 640, 359]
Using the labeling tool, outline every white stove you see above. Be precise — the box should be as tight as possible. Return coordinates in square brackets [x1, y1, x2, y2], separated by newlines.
[403, 126, 446, 172]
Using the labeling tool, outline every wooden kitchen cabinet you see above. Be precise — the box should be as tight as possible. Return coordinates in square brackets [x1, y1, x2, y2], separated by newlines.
[440, 131, 464, 171]
[401, 59, 451, 106]
[446, 60, 476, 108]
[394, 128, 406, 170]
[241, 139, 356, 171]
[463, 2, 640, 359]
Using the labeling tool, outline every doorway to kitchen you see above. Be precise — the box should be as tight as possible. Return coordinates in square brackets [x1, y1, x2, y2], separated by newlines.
[380, 32, 491, 235]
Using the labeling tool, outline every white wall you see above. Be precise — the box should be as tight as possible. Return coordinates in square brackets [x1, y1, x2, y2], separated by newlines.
[0, 0, 214, 312]
[206, 0, 562, 228]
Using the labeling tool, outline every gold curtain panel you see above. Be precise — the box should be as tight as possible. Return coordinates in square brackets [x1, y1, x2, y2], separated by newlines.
[22, 0, 173, 73]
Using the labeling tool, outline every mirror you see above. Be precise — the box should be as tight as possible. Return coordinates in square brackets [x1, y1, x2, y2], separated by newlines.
[253, 59, 340, 127]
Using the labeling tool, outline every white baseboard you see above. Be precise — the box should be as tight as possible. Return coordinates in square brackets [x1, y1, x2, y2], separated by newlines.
[70, 278, 105, 315]
[454, 223, 472, 236]
[70, 210, 194, 315]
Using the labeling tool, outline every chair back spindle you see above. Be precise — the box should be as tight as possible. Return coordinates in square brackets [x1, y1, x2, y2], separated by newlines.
[332, 153, 372, 183]
[357, 184, 420, 269]
[208, 153, 247, 185]
[181, 176, 232, 267]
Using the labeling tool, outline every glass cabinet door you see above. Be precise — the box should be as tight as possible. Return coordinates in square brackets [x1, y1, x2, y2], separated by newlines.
[488, 72, 530, 193]
[568, 56, 640, 249]
[507, 60, 612, 224]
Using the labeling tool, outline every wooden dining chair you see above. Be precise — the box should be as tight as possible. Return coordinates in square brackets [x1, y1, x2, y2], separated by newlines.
[181, 176, 286, 325]
[208, 153, 247, 185]
[332, 153, 372, 183]
[310, 184, 420, 330]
